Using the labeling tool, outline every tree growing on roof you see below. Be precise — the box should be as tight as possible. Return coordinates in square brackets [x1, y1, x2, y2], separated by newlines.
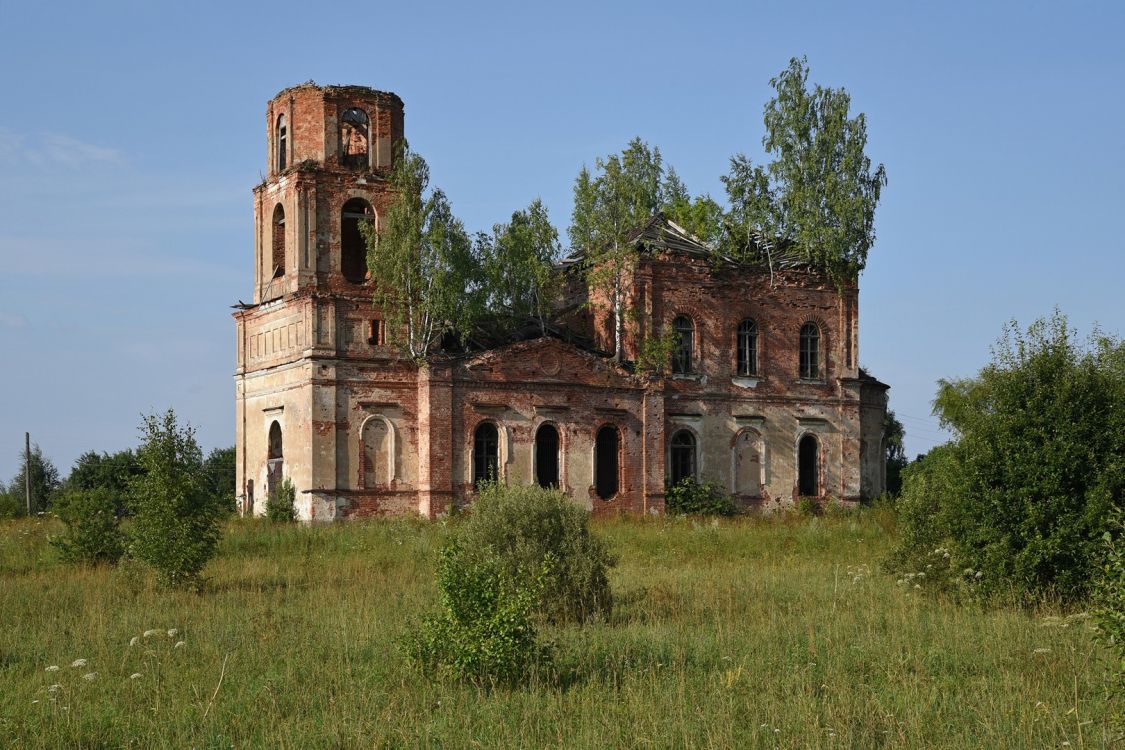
[722, 56, 887, 284]
[478, 199, 563, 336]
[363, 141, 485, 361]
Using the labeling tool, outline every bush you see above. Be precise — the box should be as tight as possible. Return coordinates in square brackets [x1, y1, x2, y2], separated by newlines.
[50, 488, 124, 565]
[887, 313, 1124, 602]
[128, 409, 223, 589]
[796, 496, 822, 517]
[266, 478, 297, 522]
[665, 477, 737, 517]
[404, 542, 553, 687]
[1096, 510, 1125, 726]
[453, 482, 615, 624]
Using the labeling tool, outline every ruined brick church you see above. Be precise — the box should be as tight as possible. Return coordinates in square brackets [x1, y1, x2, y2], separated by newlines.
[233, 83, 889, 520]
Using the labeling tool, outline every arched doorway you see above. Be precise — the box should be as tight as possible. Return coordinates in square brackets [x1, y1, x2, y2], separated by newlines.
[798, 434, 819, 497]
[594, 425, 619, 500]
[535, 424, 559, 489]
[267, 421, 283, 500]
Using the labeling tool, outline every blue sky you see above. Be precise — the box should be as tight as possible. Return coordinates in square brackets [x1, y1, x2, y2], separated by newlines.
[0, 0, 1122, 480]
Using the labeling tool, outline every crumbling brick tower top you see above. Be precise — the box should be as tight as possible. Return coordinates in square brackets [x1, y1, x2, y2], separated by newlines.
[251, 83, 404, 304]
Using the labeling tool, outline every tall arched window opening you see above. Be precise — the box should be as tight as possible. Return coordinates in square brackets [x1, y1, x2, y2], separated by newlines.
[798, 434, 819, 497]
[594, 425, 620, 500]
[671, 315, 694, 374]
[669, 430, 696, 485]
[276, 115, 288, 171]
[271, 204, 285, 278]
[737, 319, 758, 376]
[473, 422, 499, 487]
[799, 323, 821, 379]
[535, 424, 560, 489]
[340, 108, 370, 169]
[341, 199, 373, 284]
[267, 421, 283, 499]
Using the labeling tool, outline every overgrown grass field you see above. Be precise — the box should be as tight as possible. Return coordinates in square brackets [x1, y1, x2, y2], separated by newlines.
[0, 512, 1111, 748]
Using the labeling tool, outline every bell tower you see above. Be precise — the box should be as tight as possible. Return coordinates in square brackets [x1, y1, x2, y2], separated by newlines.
[235, 83, 405, 519]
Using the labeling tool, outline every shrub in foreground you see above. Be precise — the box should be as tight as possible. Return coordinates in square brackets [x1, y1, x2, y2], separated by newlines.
[1096, 510, 1125, 726]
[665, 477, 737, 517]
[888, 313, 1124, 602]
[266, 477, 297, 522]
[128, 409, 223, 589]
[50, 487, 124, 565]
[404, 542, 553, 687]
[453, 482, 615, 623]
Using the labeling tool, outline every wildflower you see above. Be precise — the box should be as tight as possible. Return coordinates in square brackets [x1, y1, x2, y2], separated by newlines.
[896, 579, 905, 585]
[174, 641, 185, 649]
[143, 629, 161, 638]
[70, 659, 87, 668]
[914, 584, 922, 590]
[129, 673, 143, 680]
[974, 571, 983, 579]
[963, 568, 974, 576]
[47, 684, 61, 693]
[83, 672, 97, 681]
[129, 636, 140, 647]
[31, 699, 39, 704]
[167, 628, 178, 638]
[45, 666, 59, 672]
[1033, 648, 1051, 654]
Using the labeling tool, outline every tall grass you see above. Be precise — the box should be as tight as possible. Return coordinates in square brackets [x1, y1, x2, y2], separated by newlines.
[0, 511, 1110, 748]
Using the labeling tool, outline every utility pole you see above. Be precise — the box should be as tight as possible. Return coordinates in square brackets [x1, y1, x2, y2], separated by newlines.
[25, 432, 32, 515]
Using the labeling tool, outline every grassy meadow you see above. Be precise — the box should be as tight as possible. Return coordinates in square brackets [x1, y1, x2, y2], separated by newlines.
[0, 511, 1112, 748]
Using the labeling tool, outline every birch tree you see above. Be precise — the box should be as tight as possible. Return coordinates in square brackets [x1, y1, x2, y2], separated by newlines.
[479, 199, 562, 335]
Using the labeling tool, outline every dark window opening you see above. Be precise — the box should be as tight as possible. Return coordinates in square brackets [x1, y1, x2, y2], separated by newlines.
[340, 108, 370, 169]
[671, 315, 694, 374]
[368, 319, 384, 346]
[798, 434, 819, 497]
[669, 430, 696, 485]
[341, 198, 373, 283]
[535, 424, 560, 488]
[276, 114, 287, 171]
[271, 204, 285, 278]
[473, 422, 499, 487]
[737, 319, 758, 376]
[267, 421, 283, 500]
[594, 425, 619, 500]
[799, 323, 820, 379]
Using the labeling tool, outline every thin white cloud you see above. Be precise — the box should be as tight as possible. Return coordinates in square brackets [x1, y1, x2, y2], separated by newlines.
[0, 312, 27, 329]
[0, 128, 122, 167]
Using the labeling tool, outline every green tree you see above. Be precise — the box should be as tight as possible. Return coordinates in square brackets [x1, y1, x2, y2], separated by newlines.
[722, 56, 887, 284]
[66, 449, 141, 515]
[364, 141, 483, 360]
[662, 167, 724, 248]
[888, 312, 1124, 602]
[50, 487, 124, 565]
[569, 138, 666, 362]
[1, 443, 61, 516]
[479, 199, 563, 335]
[128, 409, 223, 589]
[202, 446, 236, 513]
[266, 477, 297, 522]
[883, 410, 907, 496]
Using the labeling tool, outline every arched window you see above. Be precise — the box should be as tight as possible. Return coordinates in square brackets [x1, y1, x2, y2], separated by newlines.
[669, 430, 696, 485]
[737, 319, 758, 376]
[271, 204, 285, 278]
[362, 418, 390, 489]
[267, 421, 283, 499]
[340, 108, 370, 169]
[535, 424, 560, 489]
[734, 430, 763, 497]
[798, 434, 819, 497]
[671, 315, 694, 374]
[341, 198, 374, 284]
[594, 425, 620, 500]
[799, 323, 821, 380]
[276, 114, 287, 171]
[473, 422, 499, 487]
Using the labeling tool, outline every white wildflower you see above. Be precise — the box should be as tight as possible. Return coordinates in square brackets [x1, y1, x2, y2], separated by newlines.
[70, 659, 87, 668]
[174, 641, 185, 649]
[914, 584, 922, 589]
[129, 636, 140, 647]
[129, 673, 143, 680]
[1033, 648, 1051, 654]
[143, 629, 160, 638]
[974, 571, 984, 579]
[47, 684, 61, 693]
[963, 568, 974, 576]
[83, 672, 97, 681]
[167, 628, 178, 638]
[45, 665, 59, 672]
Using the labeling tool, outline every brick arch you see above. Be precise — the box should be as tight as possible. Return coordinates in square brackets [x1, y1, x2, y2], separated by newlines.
[666, 423, 702, 483]
[467, 418, 504, 487]
[359, 414, 396, 489]
[798, 314, 831, 380]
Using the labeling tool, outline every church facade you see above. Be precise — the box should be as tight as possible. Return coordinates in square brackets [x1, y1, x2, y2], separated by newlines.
[233, 83, 889, 520]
